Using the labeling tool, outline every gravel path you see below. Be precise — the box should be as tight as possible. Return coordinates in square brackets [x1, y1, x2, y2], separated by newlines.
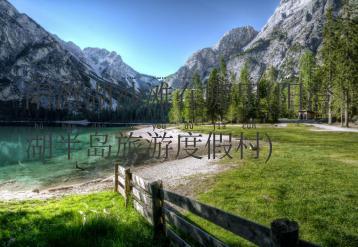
[304, 123, 358, 132]
[130, 126, 230, 190]
[132, 156, 228, 190]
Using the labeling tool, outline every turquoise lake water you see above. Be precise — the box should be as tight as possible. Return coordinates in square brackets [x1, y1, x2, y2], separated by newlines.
[0, 126, 126, 191]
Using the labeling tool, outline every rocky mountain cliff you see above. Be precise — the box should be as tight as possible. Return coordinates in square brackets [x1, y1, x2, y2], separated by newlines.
[0, 0, 89, 103]
[0, 0, 344, 116]
[0, 0, 157, 118]
[82, 47, 157, 90]
[54, 36, 158, 90]
[168, 0, 342, 88]
[168, 26, 258, 88]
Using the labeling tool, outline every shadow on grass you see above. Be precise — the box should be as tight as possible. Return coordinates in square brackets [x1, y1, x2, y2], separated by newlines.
[0, 209, 165, 247]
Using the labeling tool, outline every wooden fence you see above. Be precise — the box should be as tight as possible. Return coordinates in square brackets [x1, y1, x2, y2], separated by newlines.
[114, 162, 320, 247]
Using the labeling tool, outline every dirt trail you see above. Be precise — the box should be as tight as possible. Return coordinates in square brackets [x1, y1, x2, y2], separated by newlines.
[132, 156, 230, 190]
[304, 123, 358, 132]
[130, 126, 231, 189]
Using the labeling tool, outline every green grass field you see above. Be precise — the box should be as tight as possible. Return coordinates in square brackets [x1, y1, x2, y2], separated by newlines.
[182, 124, 358, 247]
[0, 192, 164, 247]
[0, 124, 356, 247]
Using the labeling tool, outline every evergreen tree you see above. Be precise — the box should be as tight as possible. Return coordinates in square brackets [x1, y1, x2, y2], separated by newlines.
[257, 77, 270, 122]
[258, 66, 280, 122]
[313, 65, 324, 116]
[218, 57, 230, 121]
[206, 68, 220, 124]
[238, 64, 248, 122]
[270, 83, 281, 122]
[321, 8, 338, 124]
[226, 73, 239, 123]
[334, 0, 357, 127]
[238, 63, 255, 122]
[266, 67, 279, 122]
[168, 89, 182, 123]
[299, 50, 316, 112]
[183, 89, 195, 123]
[192, 73, 205, 123]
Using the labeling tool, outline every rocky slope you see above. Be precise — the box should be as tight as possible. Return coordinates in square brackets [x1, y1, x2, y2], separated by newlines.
[82, 47, 157, 90]
[0, 0, 157, 117]
[169, 0, 342, 88]
[228, 0, 342, 82]
[168, 26, 258, 88]
[54, 36, 158, 90]
[0, 0, 89, 105]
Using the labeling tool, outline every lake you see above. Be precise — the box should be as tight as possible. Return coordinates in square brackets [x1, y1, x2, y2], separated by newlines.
[0, 126, 127, 191]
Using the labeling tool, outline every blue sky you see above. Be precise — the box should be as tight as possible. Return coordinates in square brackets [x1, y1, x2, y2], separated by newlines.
[9, 0, 279, 77]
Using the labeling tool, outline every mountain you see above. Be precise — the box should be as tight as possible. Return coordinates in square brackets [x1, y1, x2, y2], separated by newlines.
[0, 0, 344, 118]
[168, 0, 342, 88]
[82, 47, 157, 90]
[168, 26, 258, 88]
[0, 0, 89, 104]
[53, 36, 158, 90]
[0, 0, 158, 119]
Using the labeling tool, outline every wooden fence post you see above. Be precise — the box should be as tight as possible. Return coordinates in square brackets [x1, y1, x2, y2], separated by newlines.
[150, 180, 165, 240]
[124, 168, 131, 207]
[114, 161, 119, 193]
[270, 218, 299, 247]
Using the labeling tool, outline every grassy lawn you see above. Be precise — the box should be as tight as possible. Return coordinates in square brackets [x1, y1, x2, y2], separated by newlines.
[182, 124, 358, 247]
[0, 125, 356, 247]
[0, 192, 163, 247]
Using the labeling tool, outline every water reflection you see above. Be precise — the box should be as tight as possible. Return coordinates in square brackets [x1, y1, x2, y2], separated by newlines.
[0, 126, 124, 191]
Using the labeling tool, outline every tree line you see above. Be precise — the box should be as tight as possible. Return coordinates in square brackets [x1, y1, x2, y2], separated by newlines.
[168, 59, 283, 125]
[168, 1, 357, 127]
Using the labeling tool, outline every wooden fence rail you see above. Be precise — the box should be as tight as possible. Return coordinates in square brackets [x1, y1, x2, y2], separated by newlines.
[113, 162, 320, 247]
[162, 189, 271, 246]
[113, 162, 131, 207]
[164, 204, 228, 247]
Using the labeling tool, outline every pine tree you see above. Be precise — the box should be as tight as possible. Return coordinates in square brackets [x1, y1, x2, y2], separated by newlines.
[226, 73, 239, 123]
[257, 77, 270, 122]
[218, 57, 230, 121]
[334, 0, 357, 127]
[258, 66, 280, 122]
[238, 64, 248, 122]
[257, 78, 269, 122]
[238, 63, 255, 122]
[266, 67, 279, 122]
[168, 89, 182, 123]
[192, 73, 205, 123]
[313, 65, 324, 116]
[270, 83, 281, 122]
[299, 50, 316, 112]
[321, 8, 338, 124]
[183, 89, 195, 123]
[206, 68, 219, 124]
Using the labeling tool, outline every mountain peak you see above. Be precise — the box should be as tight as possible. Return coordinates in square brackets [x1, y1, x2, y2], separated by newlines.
[169, 0, 342, 88]
[214, 26, 257, 49]
[0, 0, 16, 16]
[83, 47, 122, 62]
[230, 0, 341, 83]
[167, 26, 258, 88]
[0, 0, 159, 113]
[213, 26, 258, 58]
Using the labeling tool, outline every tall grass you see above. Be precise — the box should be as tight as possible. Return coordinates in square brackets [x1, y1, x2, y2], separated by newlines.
[0, 192, 164, 247]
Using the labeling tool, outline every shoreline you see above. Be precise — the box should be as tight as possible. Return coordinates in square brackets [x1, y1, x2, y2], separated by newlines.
[3, 123, 357, 201]
[0, 126, 224, 201]
[0, 176, 114, 201]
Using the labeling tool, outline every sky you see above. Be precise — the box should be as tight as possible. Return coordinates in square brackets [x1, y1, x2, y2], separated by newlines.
[8, 0, 280, 77]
